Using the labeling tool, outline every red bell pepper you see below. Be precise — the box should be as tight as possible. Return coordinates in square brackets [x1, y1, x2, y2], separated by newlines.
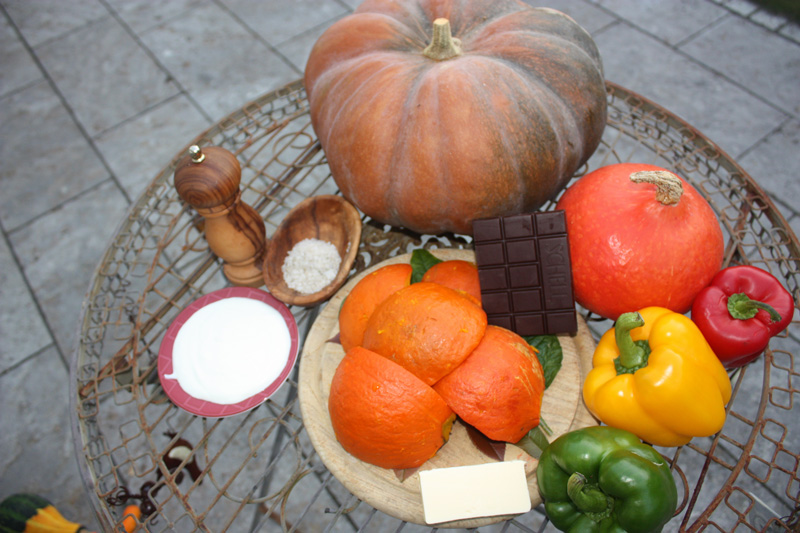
[691, 265, 794, 369]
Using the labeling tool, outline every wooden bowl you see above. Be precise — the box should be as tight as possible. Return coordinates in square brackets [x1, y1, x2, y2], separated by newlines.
[263, 195, 362, 307]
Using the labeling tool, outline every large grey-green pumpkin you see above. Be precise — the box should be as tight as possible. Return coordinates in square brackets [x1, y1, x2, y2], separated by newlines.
[305, 0, 606, 235]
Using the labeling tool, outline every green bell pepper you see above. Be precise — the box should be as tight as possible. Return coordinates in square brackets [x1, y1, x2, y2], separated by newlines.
[537, 426, 678, 533]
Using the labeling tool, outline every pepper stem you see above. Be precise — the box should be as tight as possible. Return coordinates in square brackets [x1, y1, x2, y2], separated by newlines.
[728, 292, 782, 322]
[630, 170, 683, 205]
[567, 473, 612, 515]
[422, 18, 462, 61]
[614, 312, 650, 374]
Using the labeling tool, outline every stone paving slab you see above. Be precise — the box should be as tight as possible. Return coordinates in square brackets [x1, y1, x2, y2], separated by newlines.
[1, 0, 798, 530]
[0, 236, 51, 372]
[2, 0, 108, 48]
[224, 0, 350, 47]
[8, 180, 130, 356]
[94, 94, 210, 199]
[594, 19, 789, 159]
[35, 14, 182, 137]
[741, 117, 800, 199]
[137, 1, 299, 121]
[0, 80, 110, 230]
[0, 14, 40, 97]
[594, 0, 730, 45]
[680, 15, 800, 116]
[0, 346, 100, 530]
[275, 15, 347, 73]
[104, 0, 207, 34]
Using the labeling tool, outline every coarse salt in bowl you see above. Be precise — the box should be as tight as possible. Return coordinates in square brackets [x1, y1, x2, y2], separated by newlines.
[282, 238, 342, 295]
[263, 195, 362, 307]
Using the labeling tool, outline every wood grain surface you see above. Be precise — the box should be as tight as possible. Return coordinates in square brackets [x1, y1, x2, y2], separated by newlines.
[298, 249, 598, 527]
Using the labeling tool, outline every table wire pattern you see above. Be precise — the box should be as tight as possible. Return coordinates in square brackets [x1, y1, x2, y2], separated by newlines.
[70, 79, 800, 532]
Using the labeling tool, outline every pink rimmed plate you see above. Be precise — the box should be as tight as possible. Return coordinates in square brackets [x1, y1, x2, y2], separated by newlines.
[158, 287, 299, 417]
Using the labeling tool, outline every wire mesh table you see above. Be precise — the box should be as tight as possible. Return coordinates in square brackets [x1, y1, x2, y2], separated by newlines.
[70, 79, 800, 532]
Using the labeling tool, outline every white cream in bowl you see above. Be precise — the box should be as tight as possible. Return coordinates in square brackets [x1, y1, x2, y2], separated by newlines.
[164, 297, 291, 405]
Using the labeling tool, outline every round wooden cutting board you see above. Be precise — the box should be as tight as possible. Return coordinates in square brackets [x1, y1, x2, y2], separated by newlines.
[298, 249, 598, 527]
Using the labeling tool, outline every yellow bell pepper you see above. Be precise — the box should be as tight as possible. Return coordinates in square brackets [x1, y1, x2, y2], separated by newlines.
[583, 306, 732, 447]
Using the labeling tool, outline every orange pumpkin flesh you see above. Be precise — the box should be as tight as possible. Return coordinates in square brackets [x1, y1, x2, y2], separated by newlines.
[328, 346, 455, 470]
[362, 282, 487, 386]
[338, 263, 413, 352]
[304, 2, 606, 235]
[421, 259, 482, 305]
[434, 325, 545, 443]
[555, 163, 724, 320]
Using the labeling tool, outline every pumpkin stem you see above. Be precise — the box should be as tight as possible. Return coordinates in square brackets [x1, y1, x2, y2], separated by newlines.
[629, 170, 683, 205]
[423, 18, 462, 61]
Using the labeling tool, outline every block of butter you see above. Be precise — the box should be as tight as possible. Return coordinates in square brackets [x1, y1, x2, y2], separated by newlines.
[419, 460, 532, 524]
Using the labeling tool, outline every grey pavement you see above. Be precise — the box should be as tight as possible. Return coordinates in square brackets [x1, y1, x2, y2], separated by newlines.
[1, 0, 799, 530]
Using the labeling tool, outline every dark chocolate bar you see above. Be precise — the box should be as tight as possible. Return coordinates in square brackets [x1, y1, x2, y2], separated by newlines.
[472, 211, 577, 336]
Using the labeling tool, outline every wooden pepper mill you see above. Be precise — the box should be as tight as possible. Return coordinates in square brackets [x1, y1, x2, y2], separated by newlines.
[174, 145, 266, 287]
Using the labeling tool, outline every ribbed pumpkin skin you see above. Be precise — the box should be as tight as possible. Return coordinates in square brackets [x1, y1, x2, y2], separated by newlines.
[304, 0, 607, 235]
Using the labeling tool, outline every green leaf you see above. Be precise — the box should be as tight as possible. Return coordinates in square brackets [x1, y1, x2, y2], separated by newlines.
[524, 334, 562, 389]
[513, 422, 551, 459]
[410, 249, 442, 283]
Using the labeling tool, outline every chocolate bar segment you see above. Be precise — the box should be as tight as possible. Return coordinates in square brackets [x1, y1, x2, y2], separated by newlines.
[472, 211, 577, 336]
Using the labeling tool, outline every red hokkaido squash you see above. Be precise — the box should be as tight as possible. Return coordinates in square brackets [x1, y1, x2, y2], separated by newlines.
[420, 259, 482, 304]
[338, 263, 413, 353]
[329, 346, 455, 469]
[304, 0, 607, 235]
[362, 281, 487, 386]
[555, 163, 725, 320]
[434, 325, 545, 443]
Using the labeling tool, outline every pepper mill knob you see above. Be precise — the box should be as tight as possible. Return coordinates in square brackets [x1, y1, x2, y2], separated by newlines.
[174, 145, 266, 287]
